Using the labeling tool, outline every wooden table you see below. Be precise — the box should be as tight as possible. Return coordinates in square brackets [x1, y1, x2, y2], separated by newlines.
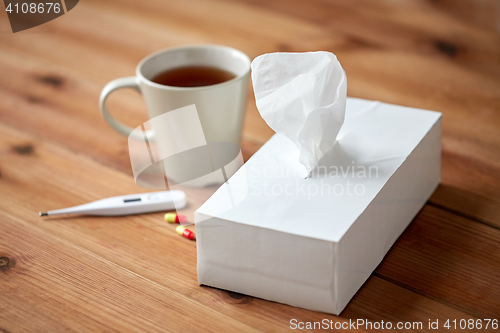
[1, 0, 499, 331]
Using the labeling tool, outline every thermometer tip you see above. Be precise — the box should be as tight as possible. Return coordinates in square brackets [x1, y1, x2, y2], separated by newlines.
[39, 212, 48, 216]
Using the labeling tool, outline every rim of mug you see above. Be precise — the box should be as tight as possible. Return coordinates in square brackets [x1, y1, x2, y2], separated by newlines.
[136, 44, 251, 91]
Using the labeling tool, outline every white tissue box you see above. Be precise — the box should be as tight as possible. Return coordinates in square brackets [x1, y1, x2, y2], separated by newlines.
[195, 97, 441, 315]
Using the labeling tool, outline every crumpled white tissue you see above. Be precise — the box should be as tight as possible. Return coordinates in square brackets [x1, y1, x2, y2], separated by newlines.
[251, 51, 347, 175]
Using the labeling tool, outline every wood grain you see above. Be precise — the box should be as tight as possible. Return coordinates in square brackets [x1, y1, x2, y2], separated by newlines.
[0, 123, 487, 332]
[0, 0, 498, 222]
[0, 213, 260, 333]
[0, 0, 499, 331]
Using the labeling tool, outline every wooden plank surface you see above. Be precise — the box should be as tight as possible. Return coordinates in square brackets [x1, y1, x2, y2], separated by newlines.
[0, 0, 499, 331]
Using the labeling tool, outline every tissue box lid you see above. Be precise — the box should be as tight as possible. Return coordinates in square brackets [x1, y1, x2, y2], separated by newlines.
[196, 98, 441, 242]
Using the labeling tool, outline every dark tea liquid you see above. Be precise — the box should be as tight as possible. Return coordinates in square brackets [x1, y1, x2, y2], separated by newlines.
[151, 66, 236, 87]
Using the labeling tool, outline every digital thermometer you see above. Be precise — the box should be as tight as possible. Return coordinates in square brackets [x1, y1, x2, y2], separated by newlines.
[39, 190, 186, 216]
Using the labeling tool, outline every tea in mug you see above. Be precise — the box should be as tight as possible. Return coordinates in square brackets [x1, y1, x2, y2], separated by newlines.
[151, 65, 236, 87]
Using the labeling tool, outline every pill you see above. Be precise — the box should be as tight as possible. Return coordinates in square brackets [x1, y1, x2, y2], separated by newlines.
[176, 226, 196, 240]
[164, 213, 187, 224]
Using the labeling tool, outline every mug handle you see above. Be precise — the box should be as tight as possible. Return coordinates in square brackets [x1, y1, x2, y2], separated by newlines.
[100, 76, 154, 141]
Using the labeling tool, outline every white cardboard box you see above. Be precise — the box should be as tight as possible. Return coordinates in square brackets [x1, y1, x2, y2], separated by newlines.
[195, 97, 441, 315]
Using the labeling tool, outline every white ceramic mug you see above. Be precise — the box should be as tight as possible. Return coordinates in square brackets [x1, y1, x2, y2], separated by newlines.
[100, 44, 250, 145]
[100, 44, 250, 187]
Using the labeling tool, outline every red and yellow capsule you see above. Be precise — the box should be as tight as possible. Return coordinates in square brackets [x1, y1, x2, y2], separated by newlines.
[176, 226, 195, 240]
[164, 213, 187, 224]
